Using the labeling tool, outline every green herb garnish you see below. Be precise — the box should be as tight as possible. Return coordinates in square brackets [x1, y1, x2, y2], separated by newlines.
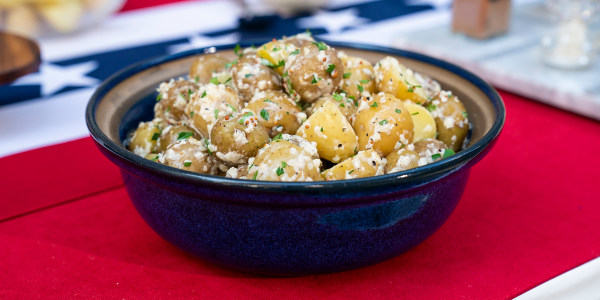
[233, 44, 242, 57]
[357, 84, 364, 93]
[252, 171, 258, 180]
[226, 103, 237, 112]
[411, 112, 419, 115]
[431, 153, 442, 160]
[379, 119, 388, 125]
[332, 93, 343, 102]
[442, 148, 456, 159]
[209, 77, 219, 85]
[204, 138, 212, 156]
[312, 41, 328, 51]
[184, 161, 192, 167]
[290, 49, 300, 55]
[343, 72, 352, 79]
[395, 109, 402, 114]
[214, 109, 219, 119]
[260, 109, 269, 121]
[275, 161, 287, 176]
[151, 132, 160, 141]
[177, 132, 194, 140]
[370, 102, 378, 108]
[326, 64, 335, 74]
[201, 90, 207, 98]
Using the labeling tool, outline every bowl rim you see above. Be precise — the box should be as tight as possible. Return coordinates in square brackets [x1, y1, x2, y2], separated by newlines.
[86, 41, 505, 194]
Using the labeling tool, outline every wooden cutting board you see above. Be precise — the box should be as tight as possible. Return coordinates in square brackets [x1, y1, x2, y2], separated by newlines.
[0, 32, 41, 84]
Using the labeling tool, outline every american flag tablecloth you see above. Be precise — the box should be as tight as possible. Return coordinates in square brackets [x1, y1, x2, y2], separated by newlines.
[1, 0, 600, 298]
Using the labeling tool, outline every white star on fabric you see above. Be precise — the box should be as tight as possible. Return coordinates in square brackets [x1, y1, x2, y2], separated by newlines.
[405, 0, 452, 10]
[12, 61, 100, 97]
[296, 8, 369, 34]
[167, 33, 240, 54]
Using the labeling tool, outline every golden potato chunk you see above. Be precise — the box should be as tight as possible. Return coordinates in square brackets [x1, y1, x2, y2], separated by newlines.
[403, 101, 437, 143]
[321, 149, 384, 180]
[307, 92, 356, 123]
[246, 90, 303, 137]
[353, 93, 414, 157]
[296, 100, 358, 163]
[374, 56, 428, 105]
[248, 138, 321, 181]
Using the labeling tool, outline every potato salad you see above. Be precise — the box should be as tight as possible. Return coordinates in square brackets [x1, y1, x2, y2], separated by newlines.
[127, 33, 470, 181]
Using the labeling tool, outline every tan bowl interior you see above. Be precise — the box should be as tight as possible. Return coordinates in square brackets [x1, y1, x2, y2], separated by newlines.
[96, 47, 496, 148]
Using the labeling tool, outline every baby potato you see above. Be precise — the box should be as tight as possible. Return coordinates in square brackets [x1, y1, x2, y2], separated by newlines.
[321, 149, 384, 180]
[189, 53, 230, 84]
[246, 91, 303, 137]
[248, 139, 321, 181]
[403, 101, 437, 142]
[185, 83, 242, 138]
[296, 100, 358, 163]
[374, 56, 428, 105]
[157, 124, 201, 153]
[128, 119, 163, 157]
[339, 55, 376, 99]
[353, 92, 414, 157]
[231, 53, 282, 102]
[159, 138, 219, 174]
[413, 139, 449, 165]
[283, 41, 343, 103]
[414, 71, 441, 100]
[385, 148, 420, 173]
[307, 92, 356, 122]
[429, 91, 469, 152]
[154, 78, 199, 124]
[210, 110, 270, 166]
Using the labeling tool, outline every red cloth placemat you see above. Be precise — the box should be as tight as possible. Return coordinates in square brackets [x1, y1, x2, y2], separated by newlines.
[1, 90, 599, 298]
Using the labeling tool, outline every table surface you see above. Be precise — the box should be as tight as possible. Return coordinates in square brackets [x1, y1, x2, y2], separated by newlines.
[1, 0, 599, 298]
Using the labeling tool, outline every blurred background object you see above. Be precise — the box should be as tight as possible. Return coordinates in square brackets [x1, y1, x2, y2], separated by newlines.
[541, 0, 599, 69]
[0, 32, 41, 84]
[0, 0, 125, 38]
[452, 0, 511, 39]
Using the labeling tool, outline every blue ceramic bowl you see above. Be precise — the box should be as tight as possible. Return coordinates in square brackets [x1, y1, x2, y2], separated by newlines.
[86, 42, 504, 276]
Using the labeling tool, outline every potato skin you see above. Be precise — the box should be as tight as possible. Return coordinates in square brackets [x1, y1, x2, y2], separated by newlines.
[128, 119, 163, 157]
[413, 138, 448, 163]
[385, 148, 419, 173]
[210, 110, 270, 166]
[248, 139, 321, 181]
[157, 124, 201, 153]
[283, 41, 343, 103]
[353, 92, 414, 157]
[429, 91, 469, 152]
[185, 83, 242, 138]
[231, 53, 282, 102]
[374, 56, 428, 105]
[189, 53, 229, 84]
[321, 149, 384, 180]
[296, 100, 358, 163]
[339, 55, 376, 99]
[245, 90, 303, 137]
[154, 78, 199, 124]
[159, 138, 219, 174]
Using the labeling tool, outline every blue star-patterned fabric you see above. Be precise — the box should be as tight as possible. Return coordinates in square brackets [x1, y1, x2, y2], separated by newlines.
[0, 0, 436, 107]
